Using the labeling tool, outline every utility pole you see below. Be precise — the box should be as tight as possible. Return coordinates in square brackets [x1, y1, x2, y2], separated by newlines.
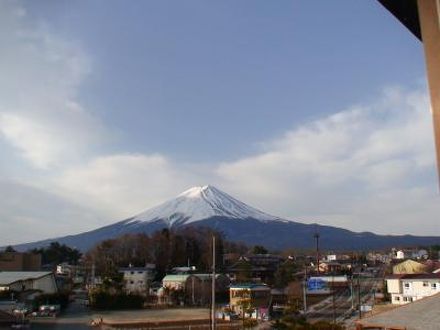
[350, 276, 354, 310]
[303, 266, 308, 315]
[192, 276, 195, 305]
[91, 263, 96, 289]
[314, 228, 320, 275]
[357, 275, 362, 319]
[332, 274, 336, 324]
[211, 235, 216, 330]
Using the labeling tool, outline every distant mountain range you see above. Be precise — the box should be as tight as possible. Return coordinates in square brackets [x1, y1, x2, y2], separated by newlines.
[13, 185, 440, 252]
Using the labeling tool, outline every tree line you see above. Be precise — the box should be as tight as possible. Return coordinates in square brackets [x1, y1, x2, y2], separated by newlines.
[85, 227, 248, 280]
[30, 242, 82, 265]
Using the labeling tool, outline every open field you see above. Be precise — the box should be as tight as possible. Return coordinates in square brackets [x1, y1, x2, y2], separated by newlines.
[31, 307, 240, 329]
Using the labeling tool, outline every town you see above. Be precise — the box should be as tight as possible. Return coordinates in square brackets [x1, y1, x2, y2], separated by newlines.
[0, 229, 439, 329]
[1, 0, 440, 329]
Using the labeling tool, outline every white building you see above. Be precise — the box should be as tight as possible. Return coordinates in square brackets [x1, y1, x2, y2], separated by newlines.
[0, 271, 57, 294]
[395, 250, 405, 259]
[56, 263, 74, 276]
[386, 273, 440, 305]
[326, 254, 337, 261]
[119, 264, 155, 295]
[162, 274, 193, 291]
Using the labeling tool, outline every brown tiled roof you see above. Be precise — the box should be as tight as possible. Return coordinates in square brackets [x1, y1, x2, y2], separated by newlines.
[386, 273, 440, 280]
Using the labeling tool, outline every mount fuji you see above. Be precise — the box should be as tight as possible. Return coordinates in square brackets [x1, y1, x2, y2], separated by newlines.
[128, 185, 281, 226]
[13, 185, 440, 251]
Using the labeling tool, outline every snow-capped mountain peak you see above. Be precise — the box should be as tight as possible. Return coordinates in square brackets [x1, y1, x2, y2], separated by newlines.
[177, 185, 212, 198]
[129, 185, 281, 226]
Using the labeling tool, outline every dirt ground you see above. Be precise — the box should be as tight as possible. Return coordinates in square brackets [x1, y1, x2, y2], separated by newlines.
[97, 307, 211, 323]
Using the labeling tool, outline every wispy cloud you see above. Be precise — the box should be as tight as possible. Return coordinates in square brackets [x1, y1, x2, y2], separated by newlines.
[45, 86, 439, 237]
[0, 2, 107, 244]
[217, 87, 439, 234]
[0, 2, 438, 244]
[51, 154, 200, 218]
[0, 2, 103, 169]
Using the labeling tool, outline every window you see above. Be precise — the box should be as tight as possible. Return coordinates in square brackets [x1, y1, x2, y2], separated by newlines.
[404, 283, 410, 289]
[423, 281, 429, 287]
[403, 297, 408, 302]
[394, 296, 400, 301]
[431, 283, 437, 289]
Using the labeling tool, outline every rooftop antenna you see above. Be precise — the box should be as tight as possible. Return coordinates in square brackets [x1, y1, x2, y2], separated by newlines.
[314, 225, 320, 275]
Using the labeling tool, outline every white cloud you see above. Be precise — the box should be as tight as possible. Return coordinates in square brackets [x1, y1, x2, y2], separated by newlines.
[217, 88, 440, 235]
[0, 2, 108, 244]
[51, 154, 201, 219]
[0, 107, 103, 169]
[0, 2, 102, 169]
[43, 87, 439, 237]
[0, 2, 438, 242]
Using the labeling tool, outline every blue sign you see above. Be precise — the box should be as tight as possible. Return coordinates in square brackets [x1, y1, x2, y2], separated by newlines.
[307, 278, 327, 292]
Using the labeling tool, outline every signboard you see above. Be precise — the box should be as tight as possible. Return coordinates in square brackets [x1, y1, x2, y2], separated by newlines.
[360, 305, 372, 312]
[307, 278, 330, 294]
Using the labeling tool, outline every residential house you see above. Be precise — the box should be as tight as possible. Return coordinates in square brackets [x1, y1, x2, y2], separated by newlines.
[162, 274, 193, 291]
[325, 254, 337, 261]
[56, 263, 85, 285]
[161, 274, 197, 305]
[162, 273, 230, 305]
[386, 273, 440, 305]
[318, 261, 343, 274]
[227, 254, 284, 283]
[0, 271, 57, 303]
[56, 263, 72, 276]
[395, 250, 405, 260]
[229, 283, 271, 316]
[119, 264, 155, 295]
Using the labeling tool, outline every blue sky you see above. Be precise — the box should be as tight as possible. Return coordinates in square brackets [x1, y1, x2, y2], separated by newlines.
[0, 1, 438, 244]
[24, 0, 425, 160]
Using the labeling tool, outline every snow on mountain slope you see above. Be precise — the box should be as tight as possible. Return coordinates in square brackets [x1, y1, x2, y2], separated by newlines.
[129, 185, 281, 226]
[12, 185, 440, 252]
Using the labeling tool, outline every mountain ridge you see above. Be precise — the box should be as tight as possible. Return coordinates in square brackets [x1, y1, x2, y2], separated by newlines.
[11, 185, 440, 252]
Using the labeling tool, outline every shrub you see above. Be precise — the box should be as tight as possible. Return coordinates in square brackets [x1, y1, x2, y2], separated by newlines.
[89, 290, 144, 310]
[243, 318, 258, 328]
